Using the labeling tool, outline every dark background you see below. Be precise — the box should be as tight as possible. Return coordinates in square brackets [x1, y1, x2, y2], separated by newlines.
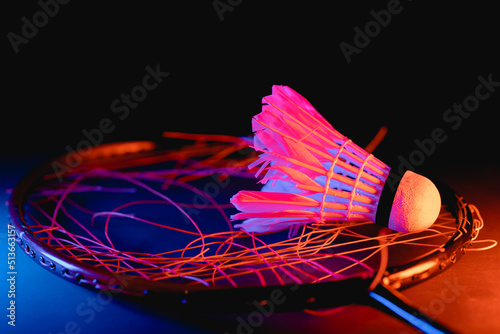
[2, 2, 500, 334]
[4, 1, 499, 169]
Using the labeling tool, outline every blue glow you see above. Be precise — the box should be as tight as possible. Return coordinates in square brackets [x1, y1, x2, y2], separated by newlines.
[369, 291, 447, 334]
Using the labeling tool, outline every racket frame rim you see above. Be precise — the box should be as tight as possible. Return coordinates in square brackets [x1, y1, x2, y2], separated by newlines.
[7, 140, 476, 311]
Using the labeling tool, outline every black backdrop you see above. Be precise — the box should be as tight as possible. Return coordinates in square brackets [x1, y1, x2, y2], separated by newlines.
[4, 1, 500, 171]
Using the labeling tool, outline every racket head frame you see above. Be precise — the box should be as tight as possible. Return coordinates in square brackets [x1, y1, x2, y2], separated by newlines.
[7, 141, 476, 312]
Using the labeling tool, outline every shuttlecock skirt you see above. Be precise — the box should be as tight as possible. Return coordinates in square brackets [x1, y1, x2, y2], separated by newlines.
[231, 86, 391, 233]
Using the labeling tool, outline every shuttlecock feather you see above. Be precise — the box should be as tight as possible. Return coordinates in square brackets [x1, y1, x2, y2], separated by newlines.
[230, 85, 441, 234]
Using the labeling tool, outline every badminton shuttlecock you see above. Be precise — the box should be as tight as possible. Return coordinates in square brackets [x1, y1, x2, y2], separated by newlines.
[230, 85, 441, 234]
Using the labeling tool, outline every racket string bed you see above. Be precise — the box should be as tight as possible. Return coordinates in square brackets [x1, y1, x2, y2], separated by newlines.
[8, 132, 497, 334]
[12, 134, 490, 289]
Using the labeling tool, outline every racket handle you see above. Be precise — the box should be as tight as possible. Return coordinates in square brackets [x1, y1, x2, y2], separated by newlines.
[367, 284, 455, 334]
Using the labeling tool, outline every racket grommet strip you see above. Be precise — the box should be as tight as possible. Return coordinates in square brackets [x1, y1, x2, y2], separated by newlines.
[24, 244, 35, 258]
[92, 279, 103, 290]
[62, 269, 84, 284]
[39, 256, 56, 270]
[75, 273, 84, 284]
[450, 253, 457, 264]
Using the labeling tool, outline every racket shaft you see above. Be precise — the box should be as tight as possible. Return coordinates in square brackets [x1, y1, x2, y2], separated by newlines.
[368, 285, 454, 334]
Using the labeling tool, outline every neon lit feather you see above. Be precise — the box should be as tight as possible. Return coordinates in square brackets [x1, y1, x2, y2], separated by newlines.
[231, 85, 391, 233]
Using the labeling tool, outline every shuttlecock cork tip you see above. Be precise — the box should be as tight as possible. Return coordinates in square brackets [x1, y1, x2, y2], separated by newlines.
[388, 171, 441, 233]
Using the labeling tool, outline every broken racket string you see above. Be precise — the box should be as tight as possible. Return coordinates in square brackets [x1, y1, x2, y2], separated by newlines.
[8, 132, 496, 334]
[11, 134, 489, 287]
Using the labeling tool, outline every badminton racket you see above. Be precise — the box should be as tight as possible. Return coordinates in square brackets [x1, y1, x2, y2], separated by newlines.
[8, 132, 494, 334]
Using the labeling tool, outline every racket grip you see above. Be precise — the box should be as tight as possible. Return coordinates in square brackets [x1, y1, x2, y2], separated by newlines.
[367, 284, 455, 334]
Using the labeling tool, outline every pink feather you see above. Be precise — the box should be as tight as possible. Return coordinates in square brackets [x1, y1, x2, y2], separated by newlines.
[231, 85, 391, 233]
